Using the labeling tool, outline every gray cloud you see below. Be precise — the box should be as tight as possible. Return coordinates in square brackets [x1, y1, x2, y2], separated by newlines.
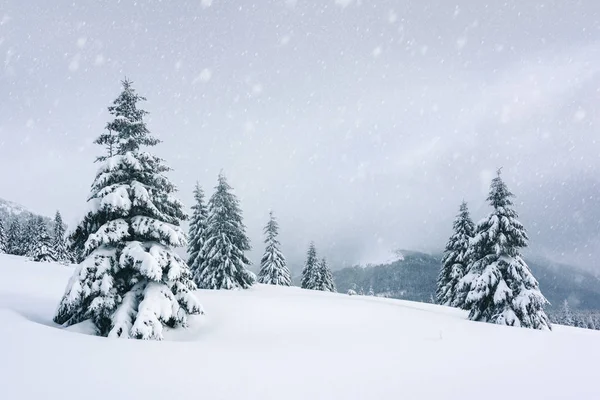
[1, 0, 599, 271]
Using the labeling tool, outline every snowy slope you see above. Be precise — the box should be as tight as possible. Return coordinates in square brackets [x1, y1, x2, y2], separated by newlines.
[0, 254, 598, 400]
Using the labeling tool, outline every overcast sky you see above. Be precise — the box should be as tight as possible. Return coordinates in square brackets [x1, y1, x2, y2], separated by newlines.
[1, 0, 599, 272]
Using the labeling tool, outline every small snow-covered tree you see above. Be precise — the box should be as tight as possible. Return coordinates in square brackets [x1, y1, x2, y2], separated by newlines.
[54, 79, 202, 340]
[437, 201, 475, 308]
[368, 286, 375, 296]
[6, 219, 23, 255]
[188, 182, 209, 283]
[358, 287, 364, 296]
[196, 172, 255, 289]
[0, 218, 6, 254]
[305, 256, 336, 292]
[587, 314, 596, 330]
[460, 170, 551, 330]
[29, 218, 57, 262]
[23, 216, 41, 257]
[320, 258, 336, 292]
[301, 242, 319, 289]
[257, 211, 291, 286]
[347, 289, 357, 296]
[53, 211, 70, 263]
[558, 299, 574, 326]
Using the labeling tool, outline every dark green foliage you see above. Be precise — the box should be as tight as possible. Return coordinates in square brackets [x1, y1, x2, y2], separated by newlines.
[29, 218, 57, 262]
[462, 170, 551, 329]
[301, 242, 319, 289]
[6, 219, 23, 255]
[0, 218, 6, 254]
[53, 211, 70, 262]
[257, 211, 291, 286]
[54, 79, 201, 340]
[197, 173, 255, 289]
[188, 183, 209, 283]
[436, 201, 474, 308]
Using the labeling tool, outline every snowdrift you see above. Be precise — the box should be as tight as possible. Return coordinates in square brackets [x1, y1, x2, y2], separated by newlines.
[0, 254, 598, 399]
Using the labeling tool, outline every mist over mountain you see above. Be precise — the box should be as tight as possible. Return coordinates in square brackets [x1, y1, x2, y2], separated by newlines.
[332, 251, 600, 312]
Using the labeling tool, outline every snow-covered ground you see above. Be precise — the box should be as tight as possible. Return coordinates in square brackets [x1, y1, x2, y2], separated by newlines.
[0, 254, 598, 399]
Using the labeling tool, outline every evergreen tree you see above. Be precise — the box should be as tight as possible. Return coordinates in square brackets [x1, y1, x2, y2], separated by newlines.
[368, 286, 375, 296]
[587, 314, 596, 330]
[301, 242, 319, 289]
[558, 299, 574, 326]
[187, 182, 209, 283]
[53, 211, 70, 262]
[22, 216, 40, 257]
[6, 219, 23, 255]
[460, 170, 551, 330]
[257, 211, 291, 286]
[0, 218, 6, 254]
[575, 313, 587, 329]
[303, 252, 336, 292]
[437, 201, 475, 308]
[196, 172, 255, 289]
[54, 79, 202, 340]
[319, 258, 336, 292]
[29, 217, 57, 262]
[358, 287, 364, 296]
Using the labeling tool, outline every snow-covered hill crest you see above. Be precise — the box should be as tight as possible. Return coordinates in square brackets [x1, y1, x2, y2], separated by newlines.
[0, 254, 598, 399]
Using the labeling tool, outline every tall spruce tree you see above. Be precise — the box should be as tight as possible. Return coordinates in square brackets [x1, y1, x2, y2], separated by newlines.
[53, 79, 202, 340]
[196, 172, 255, 289]
[29, 217, 57, 262]
[188, 182, 209, 284]
[460, 170, 551, 330]
[53, 211, 70, 262]
[301, 242, 319, 289]
[0, 218, 6, 254]
[257, 211, 291, 286]
[436, 201, 474, 308]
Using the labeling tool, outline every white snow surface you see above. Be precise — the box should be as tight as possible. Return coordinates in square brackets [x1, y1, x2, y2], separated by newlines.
[0, 254, 598, 399]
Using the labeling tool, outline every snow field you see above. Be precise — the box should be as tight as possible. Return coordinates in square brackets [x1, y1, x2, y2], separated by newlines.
[0, 254, 598, 400]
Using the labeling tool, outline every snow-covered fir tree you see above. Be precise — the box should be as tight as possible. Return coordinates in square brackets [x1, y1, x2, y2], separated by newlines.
[0, 218, 6, 254]
[558, 299, 574, 326]
[460, 170, 551, 330]
[368, 286, 375, 296]
[257, 211, 291, 286]
[196, 172, 255, 289]
[53, 211, 70, 263]
[437, 201, 475, 308]
[319, 258, 336, 292]
[303, 251, 336, 292]
[29, 217, 57, 262]
[301, 242, 319, 289]
[6, 219, 23, 255]
[22, 216, 41, 257]
[187, 182, 209, 284]
[587, 315, 596, 330]
[53, 79, 202, 340]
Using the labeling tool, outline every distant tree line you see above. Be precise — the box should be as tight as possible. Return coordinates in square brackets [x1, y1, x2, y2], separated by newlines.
[0, 211, 70, 263]
[549, 299, 600, 331]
